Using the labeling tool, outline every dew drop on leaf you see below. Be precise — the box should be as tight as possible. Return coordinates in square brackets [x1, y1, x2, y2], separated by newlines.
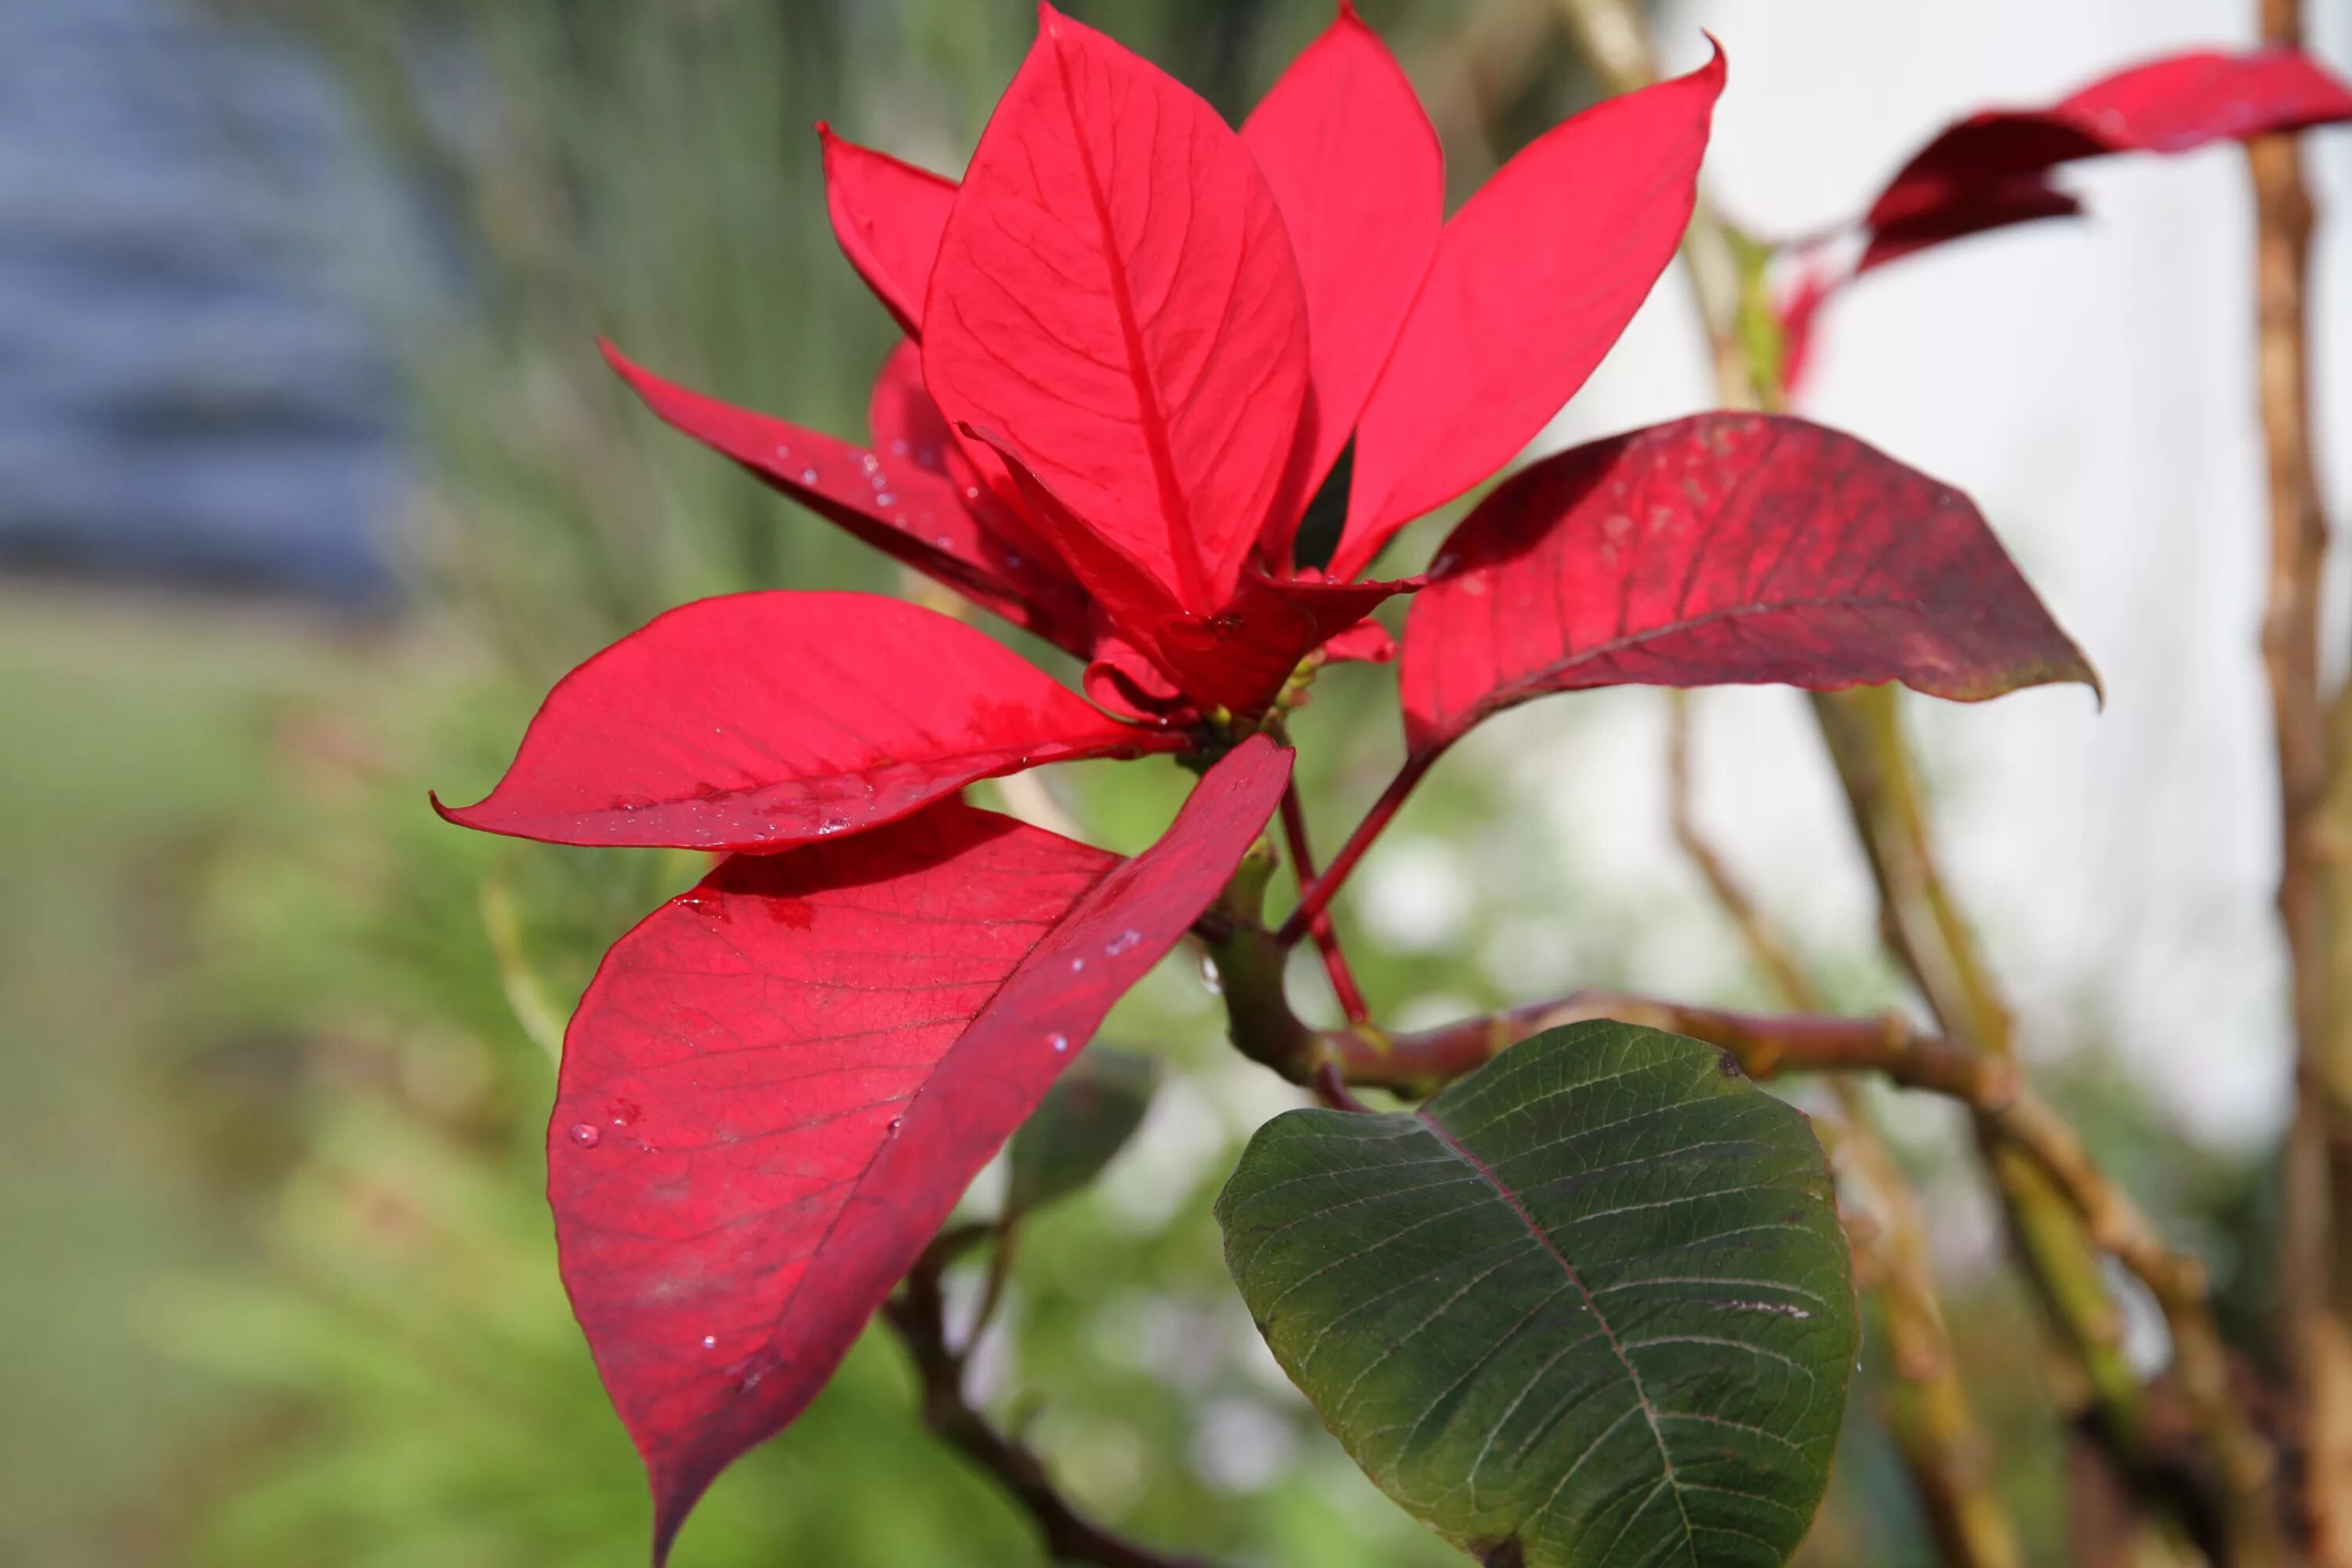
[800, 466, 819, 485]
[568, 1123, 601, 1149]
[1049, 1033, 1069, 1053]
[701, 1334, 717, 1349]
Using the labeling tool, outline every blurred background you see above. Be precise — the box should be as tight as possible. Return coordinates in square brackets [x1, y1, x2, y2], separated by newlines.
[3, 0, 2346, 1563]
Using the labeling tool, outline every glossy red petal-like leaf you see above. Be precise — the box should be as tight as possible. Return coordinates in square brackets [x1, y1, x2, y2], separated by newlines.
[923, 2, 1309, 614]
[1334, 46, 1725, 581]
[1870, 49, 2352, 233]
[608, 342, 1094, 651]
[1156, 571, 1407, 719]
[1313, 618, 1396, 666]
[552, 737, 1291, 1561]
[1083, 635, 1194, 724]
[437, 590, 1174, 851]
[1242, 2, 1442, 561]
[1400, 413, 2096, 756]
[819, 124, 958, 337]
[975, 429, 1407, 718]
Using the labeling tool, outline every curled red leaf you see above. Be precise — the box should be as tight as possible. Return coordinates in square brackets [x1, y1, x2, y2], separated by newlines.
[1401, 413, 2097, 756]
[1335, 45, 1725, 580]
[437, 591, 1174, 851]
[923, 2, 1309, 614]
[550, 736, 1291, 1560]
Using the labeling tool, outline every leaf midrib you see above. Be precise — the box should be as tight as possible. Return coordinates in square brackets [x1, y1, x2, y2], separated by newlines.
[1413, 1101, 1701, 1565]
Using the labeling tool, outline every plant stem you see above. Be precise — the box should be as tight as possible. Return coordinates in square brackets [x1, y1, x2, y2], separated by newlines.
[1549, 2, 2282, 1559]
[2250, 2, 2352, 1559]
[1276, 749, 1437, 949]
[1668, 693, 2020, 1568]
[885, 1250, 1220, 1568]
[1278, 781, 1370, 1023]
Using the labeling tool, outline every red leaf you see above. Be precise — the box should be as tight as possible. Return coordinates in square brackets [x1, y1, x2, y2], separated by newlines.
[1400, 413, 2096, 756]
[923, 3, 1309, 615]
[551, 737, 1291, 1561]
[437, 591, 1174, 851]
[1871, 49, 2352, 234]
[607, 341, 1092, 651]
[819, 125, 957, 336]
[1241, 2, 1442, 562]
[975, 430, 1407, 718]
[1333, 45, 1724, 581]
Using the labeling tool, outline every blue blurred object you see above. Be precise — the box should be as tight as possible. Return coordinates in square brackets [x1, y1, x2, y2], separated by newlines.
[0, 0, 401, 603]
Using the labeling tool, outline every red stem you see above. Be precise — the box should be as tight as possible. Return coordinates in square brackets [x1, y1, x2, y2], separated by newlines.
[1276, 747, 1440, 948]
[1278, 781, 1370, 1023]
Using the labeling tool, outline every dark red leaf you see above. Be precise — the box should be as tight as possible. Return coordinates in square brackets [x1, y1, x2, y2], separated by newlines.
[1241, 1, 1442, 562]
[819, 124, 958, 337]
[551, 737, 1291, 1561]
[607, 341, 1094, 651]
[1400, 413, 2097, 756]
[437, 591, 1174, 851]
[1870, 49, 2352, 234]
[1787, 49, 2352, 395]
[1333, 45, 1724, 580]
[923, 3, 1309, 615]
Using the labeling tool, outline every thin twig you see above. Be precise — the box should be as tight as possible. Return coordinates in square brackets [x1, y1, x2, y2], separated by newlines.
[1319, 989, 2277, 1560]
[2249, 2, 2352, 1560]
[1279, 781, 1371, 1024]
[1277, 750, 1438, 948]
[1667, 693, 2020, 1568]
[885, 1250, 1219, 1568]
[1548, 2, 2281, 1559]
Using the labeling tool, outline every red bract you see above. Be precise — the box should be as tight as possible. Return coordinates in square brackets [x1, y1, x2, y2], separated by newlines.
[605, 1, 1724, 724]
[434, 591, 1180, 852]
[439, 5, 2103, 1556]
[1785, 47, 2352, 390]
[1401, 413, 2096, 759]
[550, 738, 1289, 1559]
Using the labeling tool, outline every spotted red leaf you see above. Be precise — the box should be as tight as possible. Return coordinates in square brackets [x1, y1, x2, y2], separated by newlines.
[923, 3, 1309, 615]
[436, 591, 1173, 851]
[1242, 2, 1442, 561]
[607, 342, 1092, 650]
[551, 737, 1290, 1561]
[1401, 413, 2096, 756]
[1334, 46, 1724, 581]
[819, 124, 957, 336]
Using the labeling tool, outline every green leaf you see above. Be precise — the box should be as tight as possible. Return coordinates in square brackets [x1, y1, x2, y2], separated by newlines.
[1215, 1021, 1856, 1568]
[1004, 1046, 1159, 1221]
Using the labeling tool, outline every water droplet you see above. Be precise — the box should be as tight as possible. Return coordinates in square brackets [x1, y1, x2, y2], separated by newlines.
[935, 535, 953, 547]
[800, 466, 819, 485]
[1049, 1033, 1069, 1053]
[887, 1116, 905, 1137]
[1199, 955, 1225, 996]
[816, 816, 851, 836]
[1104, 928, 1142, 956]
[568, 1123, 601, 1148]
[772, 442, 791, 459]
[1069, 956, 1086, 972]
[1005, 554, 1024, 568]
[888, 439, 909, 457]
[607, 1098, 641, 1127]
[701, 1334, 718, 1349]
[964, 485, 982, 501]
[876, 492, 895, 507]
[916, 446, 941, 470]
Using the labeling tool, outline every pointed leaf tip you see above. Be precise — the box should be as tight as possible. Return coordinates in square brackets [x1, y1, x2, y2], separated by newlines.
[924, 5, 1308, 612]
[567, 738, 1290, 1559]
[1334, 46, 1724, 579]
[441, 590, 1167, 853]
[1401, 413, 2096, 757]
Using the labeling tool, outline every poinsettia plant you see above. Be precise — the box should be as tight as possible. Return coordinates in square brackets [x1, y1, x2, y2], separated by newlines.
[437, 5, 2352, 1566]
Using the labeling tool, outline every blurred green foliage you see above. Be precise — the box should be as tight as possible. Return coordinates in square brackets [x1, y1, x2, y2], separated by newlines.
[0, 0, 2282, 1563]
